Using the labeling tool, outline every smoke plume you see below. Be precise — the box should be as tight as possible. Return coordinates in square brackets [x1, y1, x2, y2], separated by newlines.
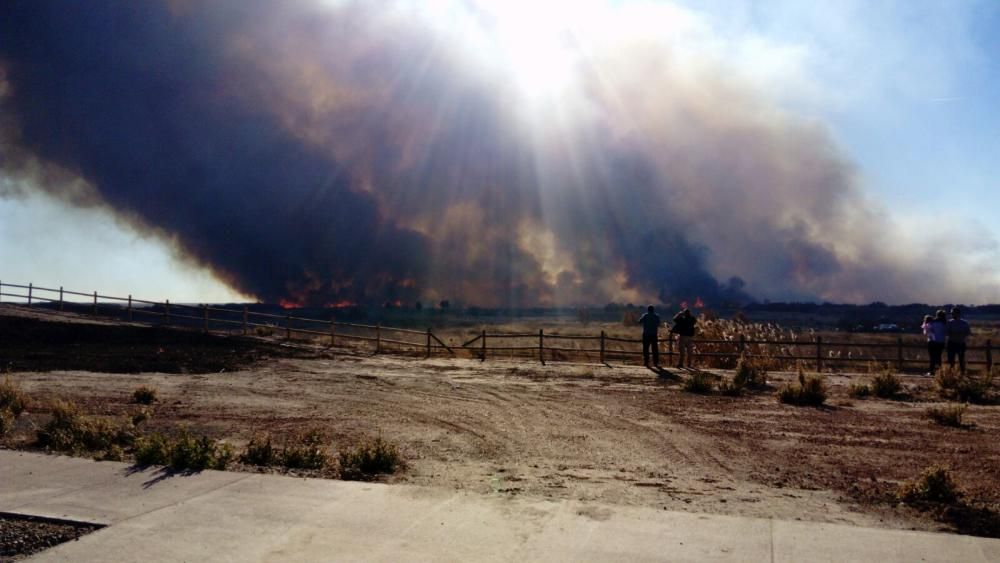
[0, 1, 992, 306]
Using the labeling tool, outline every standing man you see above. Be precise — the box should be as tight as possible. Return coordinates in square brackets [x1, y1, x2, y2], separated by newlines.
[672, 308, 697, 368]
[637, 305, 661, 367]
[946, 307, 972, 374]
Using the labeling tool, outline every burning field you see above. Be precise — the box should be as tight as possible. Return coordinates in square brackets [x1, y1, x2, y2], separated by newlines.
[3, 306, 1000, 540]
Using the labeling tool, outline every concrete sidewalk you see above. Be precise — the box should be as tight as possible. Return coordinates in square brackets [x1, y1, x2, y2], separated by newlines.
[2, 451, 997, 562]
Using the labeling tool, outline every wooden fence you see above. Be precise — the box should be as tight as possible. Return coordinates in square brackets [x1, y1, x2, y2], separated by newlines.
[0, 281, 994, 372]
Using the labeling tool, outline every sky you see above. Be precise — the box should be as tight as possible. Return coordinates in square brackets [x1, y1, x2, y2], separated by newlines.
[0, 0, 997, 306]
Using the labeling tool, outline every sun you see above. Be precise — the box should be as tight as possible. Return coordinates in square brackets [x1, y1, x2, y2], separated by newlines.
[460, 0, 609, 101]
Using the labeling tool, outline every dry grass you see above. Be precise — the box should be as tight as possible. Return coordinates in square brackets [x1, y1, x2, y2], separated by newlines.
[898, 465, 961, 505]
[926, 404, 967, 428]
[778, 369, 827, 407]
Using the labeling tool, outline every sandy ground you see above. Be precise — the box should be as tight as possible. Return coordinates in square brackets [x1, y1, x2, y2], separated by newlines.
[3, 307, 1000, 538]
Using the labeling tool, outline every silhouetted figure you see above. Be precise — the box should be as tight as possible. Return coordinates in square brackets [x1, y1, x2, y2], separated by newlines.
[947, 307, 971, 374]
[637, 305, 661, 367]
[672, 308, 697, 368]
[922, 310, 947, 375]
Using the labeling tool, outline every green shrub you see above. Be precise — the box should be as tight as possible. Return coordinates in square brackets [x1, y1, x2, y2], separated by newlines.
[682, 372, 714, 394]
[132, 386, 158, 405]
[0, 376, 29, 416]
[871, 369, 903, 398]
[935, 366, 993, 404]
[281, 430, 329, 470]
[240, 433, 280, 466]
[898, 465, 961, 505]
[36, 400, 138, 454]
[778, 371, 827, 407]
[170, 430, 233, 471]
[733, 356, 767, 387]
[848, 383, 871, 398]
[135, 430, 232, 471]
[339, 435, 403, 480]
[926, 404, 967, 427]
[134, 433, 171, 466]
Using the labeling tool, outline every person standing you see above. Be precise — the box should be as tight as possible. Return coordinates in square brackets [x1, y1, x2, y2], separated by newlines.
[922, 310, 947, 375]
[672, 308, 697, 368]
[946, 307, 972, 374]
[637, 305, 661, 367]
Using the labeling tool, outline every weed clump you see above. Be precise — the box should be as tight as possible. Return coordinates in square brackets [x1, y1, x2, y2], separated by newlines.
[134, 429, 233, 471]
[36, 399, 138, 455]
[717, 376, 743, 397]
[926, 404, 967, 428]
[898, 465, 961, 505]
[0, 376, 29, 437]
[281, 430, 330, 470]
[871, 368, 903, 398]
[848, 383, 871, 398]
[240, 430, 330, 470]
[682, 372, 714, 394]
[935, 367, 993, 404]
[240, 433, 280, 466]
[132, 386, 158, 405]
[339, 435, 403, 480]
[0, 409, 14, 437]
[733, 356, 767, 388]
[778, 370, 827, 407]
[0, 376, 29, 417]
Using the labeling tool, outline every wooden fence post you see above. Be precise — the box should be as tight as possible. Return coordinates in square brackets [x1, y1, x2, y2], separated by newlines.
[539, 329, 545, 365]
[480, 329, 486, 361]
[815, 336, 823, 372]
[164, 300, 171, 325]
[600, 330, 606, 364]
[242, 306, 248, 335]
[202, 305, 209, 333]
[59, 287, 64, 311]
[986, 339, 993, 372]
[127, 295, 133, 321]
[286, 314, 292, 340]
[27, 283, 32, 306]
[897, 336, 904, 371]
[426, 328, 432, 358]
[376, 323, 382, 353]
[93, 291, 98, 315]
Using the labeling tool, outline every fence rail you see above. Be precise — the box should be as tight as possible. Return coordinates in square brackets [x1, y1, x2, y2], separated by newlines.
[0, 281, 994, 372]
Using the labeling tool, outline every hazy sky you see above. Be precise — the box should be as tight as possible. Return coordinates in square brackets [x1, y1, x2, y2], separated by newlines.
[1, 0, 997, 304]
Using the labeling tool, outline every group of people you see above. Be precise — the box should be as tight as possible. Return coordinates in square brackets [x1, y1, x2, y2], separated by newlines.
[922, 307, 971, 375]
[637, 305, 697, 368]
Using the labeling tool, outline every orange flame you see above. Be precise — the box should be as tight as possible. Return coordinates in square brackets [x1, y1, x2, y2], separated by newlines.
[279, 299, 303, 309]
[325, 300, 356, 309]
[694, 297, 705, 308]
[680, 300, 689, 309]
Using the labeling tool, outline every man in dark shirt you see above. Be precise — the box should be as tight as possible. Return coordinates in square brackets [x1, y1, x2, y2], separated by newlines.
[672, 308, 697, 368]
[946, 307, 972, 374]
[637, 305, 661, 367]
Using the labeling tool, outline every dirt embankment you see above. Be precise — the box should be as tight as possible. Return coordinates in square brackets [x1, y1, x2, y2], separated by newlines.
[3, 308, 999, 538]
[0, 309, 316, 374]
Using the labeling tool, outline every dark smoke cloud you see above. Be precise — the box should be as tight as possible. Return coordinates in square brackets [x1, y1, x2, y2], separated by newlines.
[1, 1, 981, 306]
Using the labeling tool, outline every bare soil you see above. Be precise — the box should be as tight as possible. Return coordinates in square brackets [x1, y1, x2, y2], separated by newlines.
[3, 307, 999, 539]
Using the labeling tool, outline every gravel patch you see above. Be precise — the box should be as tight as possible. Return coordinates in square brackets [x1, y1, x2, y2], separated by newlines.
[0, 513, 102, 562]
